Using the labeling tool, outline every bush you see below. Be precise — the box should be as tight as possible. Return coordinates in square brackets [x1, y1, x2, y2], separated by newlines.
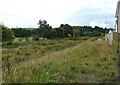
[32, 36, 39, 41]
[19, 38, 22, 41]
[68, 34, 72, 39]
[112, 41, 119, 54]
[25, 37, 29, 41]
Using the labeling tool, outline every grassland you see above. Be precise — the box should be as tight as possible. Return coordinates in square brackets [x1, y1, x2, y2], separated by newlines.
[2, 38, 118, 83]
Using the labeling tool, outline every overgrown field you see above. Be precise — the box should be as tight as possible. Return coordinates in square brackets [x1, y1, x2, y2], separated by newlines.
[2, 38, 118, 83]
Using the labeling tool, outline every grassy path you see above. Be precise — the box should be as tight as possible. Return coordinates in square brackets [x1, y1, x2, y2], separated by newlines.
[20, 39, 99, 68]
[19, 41, 84, 68]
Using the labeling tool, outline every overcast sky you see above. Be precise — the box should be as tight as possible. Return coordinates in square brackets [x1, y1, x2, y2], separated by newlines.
[0, 0, 118, 28]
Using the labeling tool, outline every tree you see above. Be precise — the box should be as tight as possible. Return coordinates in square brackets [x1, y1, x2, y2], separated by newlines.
[68, 34, 72, 39]
[55, 28, 64, 38]
[60, 24, 73, 38]
[11, 28, 31, 37]
[1, 25, 14, 44]
[73, 29, 80, 38]
[37, 20, 52, 39]
[0, 25, 2, 42]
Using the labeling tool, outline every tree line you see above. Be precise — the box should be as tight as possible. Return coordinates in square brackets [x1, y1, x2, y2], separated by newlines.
[1, 19, 113, 43]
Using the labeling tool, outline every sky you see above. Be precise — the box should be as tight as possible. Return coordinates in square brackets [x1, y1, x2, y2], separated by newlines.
[0, 0, 118, 28]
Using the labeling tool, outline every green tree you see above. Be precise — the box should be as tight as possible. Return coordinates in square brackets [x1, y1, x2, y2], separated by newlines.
[60, 24, 73, 38]
[1, 25, 14, 44]
[0, 25, 2, 42]
[68, 34, 72, 39]
[11, 28, 31, 37]
[73, 29, 80, 38]
[37, 20, 52, 39]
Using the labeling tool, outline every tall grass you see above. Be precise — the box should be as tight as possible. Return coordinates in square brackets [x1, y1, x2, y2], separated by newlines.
[2, 38, 118, 83]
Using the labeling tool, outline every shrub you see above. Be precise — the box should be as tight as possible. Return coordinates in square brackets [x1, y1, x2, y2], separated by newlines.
[112, 41, 119, 53]
[19, 38, 22, 41]
[25, 37, 29, 41]
[32, 36, 39, 41]
[68, 34, 72, 39]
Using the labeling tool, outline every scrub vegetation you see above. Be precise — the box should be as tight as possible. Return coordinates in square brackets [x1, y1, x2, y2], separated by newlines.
[1, 20, 118, 83]
[2, 38, 118, 83]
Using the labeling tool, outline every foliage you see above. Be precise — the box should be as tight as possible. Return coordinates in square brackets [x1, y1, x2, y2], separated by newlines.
[112, 41, 119, 54]
[1, 25, 14, 44]
[0, 25, 2, 42]
[73, 29, 80, 39]
[11, 28, 32, 37]
[37, 20, 52, 39]
[32, 36, 39, 41]
[11, 21, 110, 40]
[60, 24, 73, 38]
[68, 34, 72, 39]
